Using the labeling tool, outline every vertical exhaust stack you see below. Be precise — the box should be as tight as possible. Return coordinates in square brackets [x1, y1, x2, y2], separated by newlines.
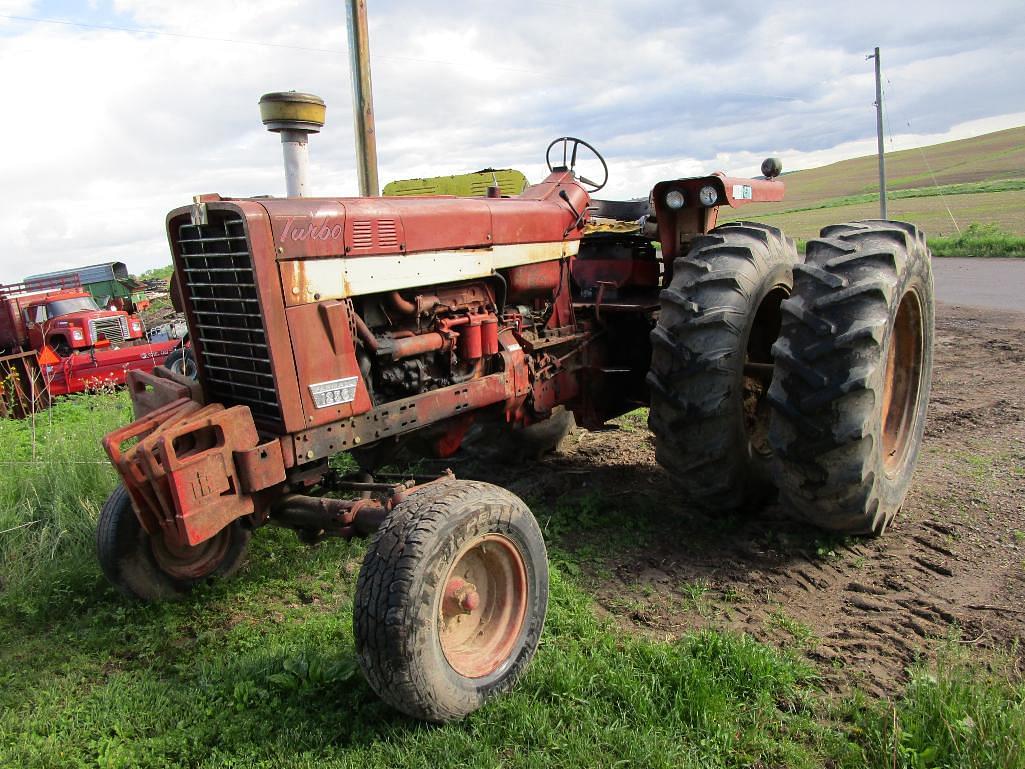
[259, 92, 327, 198]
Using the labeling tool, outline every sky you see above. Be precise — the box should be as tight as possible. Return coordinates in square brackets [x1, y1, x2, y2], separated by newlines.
[0, 0, 1022, 281]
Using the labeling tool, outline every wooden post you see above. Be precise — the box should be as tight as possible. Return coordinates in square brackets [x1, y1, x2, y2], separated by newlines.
[345, 0, 380, 196]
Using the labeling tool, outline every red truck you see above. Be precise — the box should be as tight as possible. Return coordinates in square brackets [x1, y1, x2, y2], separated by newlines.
[0, 276, 179, 397]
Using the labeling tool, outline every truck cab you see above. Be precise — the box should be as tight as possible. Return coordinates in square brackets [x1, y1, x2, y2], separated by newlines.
[23, 290, 145, 356]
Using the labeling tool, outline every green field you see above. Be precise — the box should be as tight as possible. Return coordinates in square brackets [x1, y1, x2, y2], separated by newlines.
[1, 395, 1023, 768]
[720, 125, 1025, 248]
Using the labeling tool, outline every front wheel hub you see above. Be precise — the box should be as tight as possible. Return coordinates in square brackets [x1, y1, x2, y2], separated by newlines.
[150, 528, 230, 580]
[439, 534, 527, 678]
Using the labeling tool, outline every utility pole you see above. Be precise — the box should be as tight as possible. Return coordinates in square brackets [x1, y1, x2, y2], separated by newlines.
[345, 0, 380, 196]
[867, 46, 887, 219]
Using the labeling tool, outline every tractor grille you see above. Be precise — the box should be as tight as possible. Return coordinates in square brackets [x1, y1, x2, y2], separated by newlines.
[175, 212, 282, 424]
[90, 316, 129, 344]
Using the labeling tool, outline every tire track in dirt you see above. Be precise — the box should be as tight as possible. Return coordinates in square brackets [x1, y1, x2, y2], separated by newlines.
[455, 303, 1025, 695]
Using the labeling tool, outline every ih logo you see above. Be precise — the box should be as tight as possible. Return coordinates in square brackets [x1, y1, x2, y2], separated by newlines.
[279, 216, 345, 242]
[184, 462, 229, 504]
[189, 469, 215, 501]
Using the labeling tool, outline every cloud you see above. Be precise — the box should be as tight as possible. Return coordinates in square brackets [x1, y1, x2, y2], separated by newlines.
[0, 0, 1021, 280]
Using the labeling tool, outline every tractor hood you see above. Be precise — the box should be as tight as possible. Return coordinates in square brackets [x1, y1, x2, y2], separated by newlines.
[179, 169, 592, 263]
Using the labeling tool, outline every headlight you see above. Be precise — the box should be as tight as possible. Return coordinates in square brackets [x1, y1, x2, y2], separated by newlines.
[71, 329, 84, 341]
[664, 190, 685, 210]
[131, 321, 142, 332]
[698, 186, 718, 206]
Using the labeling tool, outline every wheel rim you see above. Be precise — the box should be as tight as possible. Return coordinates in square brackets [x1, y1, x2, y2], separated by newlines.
[150, 529, 231, 580]
[882, 288, 925, 475]
[439, 534, 528, 679]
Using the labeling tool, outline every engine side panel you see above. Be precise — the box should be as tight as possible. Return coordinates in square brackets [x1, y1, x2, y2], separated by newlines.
[285, 300, 373, 427]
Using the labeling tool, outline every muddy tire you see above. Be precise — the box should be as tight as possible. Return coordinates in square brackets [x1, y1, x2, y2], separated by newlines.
[647, 221, 800, 510]
[768, 220, 934, 535]
[463, 407, 576, 462]
[96, 485, 251, 601]
[164, 347, 197, 379]
[354, 479, 548, 722]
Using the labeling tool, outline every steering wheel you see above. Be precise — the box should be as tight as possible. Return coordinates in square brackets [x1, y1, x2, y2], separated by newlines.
[545, 136, 608, 193]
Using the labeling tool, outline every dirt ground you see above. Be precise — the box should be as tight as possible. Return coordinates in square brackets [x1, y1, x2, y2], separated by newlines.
[459, 303, 1025, 697]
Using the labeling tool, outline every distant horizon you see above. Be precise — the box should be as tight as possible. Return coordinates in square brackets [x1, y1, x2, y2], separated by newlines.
[1, 0, 1021, 280]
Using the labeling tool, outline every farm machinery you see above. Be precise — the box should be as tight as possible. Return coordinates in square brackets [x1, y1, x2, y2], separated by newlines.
[96, 92, 934, 722]
[0, 275, 178, 402]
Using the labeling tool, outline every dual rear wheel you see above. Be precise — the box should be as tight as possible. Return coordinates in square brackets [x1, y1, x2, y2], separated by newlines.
[648, 219, 934, 534]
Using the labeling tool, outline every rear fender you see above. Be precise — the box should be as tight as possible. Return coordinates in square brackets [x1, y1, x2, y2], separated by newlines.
[652, 173, 785, 264]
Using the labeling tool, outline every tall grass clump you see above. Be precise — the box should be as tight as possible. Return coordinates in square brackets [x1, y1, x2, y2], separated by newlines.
[846, 643, 1025, 769]
[929, 223, 1025, 258]
[0, 391, 130, 616]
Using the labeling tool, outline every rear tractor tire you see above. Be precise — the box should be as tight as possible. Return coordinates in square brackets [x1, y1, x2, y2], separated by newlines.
[647, 221, 800, 511]
[96, 485, 251, 601]
[768, 220, 934, 535]
[354, 479, 548, 722]
[463, 406, 576, 462]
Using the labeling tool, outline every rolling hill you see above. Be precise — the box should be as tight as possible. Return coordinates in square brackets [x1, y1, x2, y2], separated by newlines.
[719, 125, 1025, 240]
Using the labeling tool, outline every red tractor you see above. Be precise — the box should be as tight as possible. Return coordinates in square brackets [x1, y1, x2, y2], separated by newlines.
[96, 95, 933, 722]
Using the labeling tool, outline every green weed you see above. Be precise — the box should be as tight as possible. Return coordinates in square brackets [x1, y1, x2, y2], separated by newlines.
[843, 644, 1025, 769]
[929, 222, 1025, 258]
[768, 609, 817, 651]
[0, 392, 130, 617]
[0, 393, 1022, 768]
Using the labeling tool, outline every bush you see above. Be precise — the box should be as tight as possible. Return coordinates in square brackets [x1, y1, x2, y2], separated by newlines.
[928, 223, 1025, 258]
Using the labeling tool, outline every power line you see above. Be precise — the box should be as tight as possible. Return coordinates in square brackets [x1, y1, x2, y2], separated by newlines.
[0, 12, 805, 96]
[0, 13, 344, 54]
[0, 13, 549, 74]
[881, 74, 961, 233]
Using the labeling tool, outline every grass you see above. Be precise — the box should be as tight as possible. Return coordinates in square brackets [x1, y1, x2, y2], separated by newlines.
[739, 126, 1025, 217]
[733, 179, 1025, 219]
[1, 395, 1024, 767]
[717, 124, 1025, 243]
[842, 645, 1025, 769]
[763, 223, 1024, 259]
[929, 223, 1025, 258]
[0, 391, 129, 616]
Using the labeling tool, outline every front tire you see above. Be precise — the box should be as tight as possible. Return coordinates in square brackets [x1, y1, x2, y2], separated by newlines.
[768, 220, 934, 535]
[647, 221, 800, 511]
[354, 479, 548, 722]
[96, 485, 251, 601]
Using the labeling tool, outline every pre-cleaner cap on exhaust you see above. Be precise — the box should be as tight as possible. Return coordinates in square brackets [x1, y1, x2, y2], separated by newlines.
[259, 91, 326, 198]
